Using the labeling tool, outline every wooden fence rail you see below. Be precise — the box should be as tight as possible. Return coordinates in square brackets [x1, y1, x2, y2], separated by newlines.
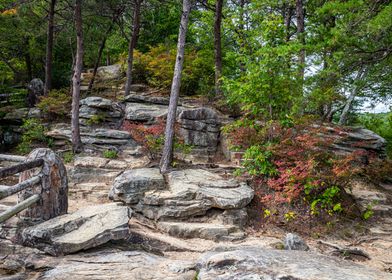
[0, 159, 44, 178]
[0, 149, 68, 224]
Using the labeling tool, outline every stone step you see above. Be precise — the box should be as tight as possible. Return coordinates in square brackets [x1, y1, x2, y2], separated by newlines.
[69, 182, 111, 204]
[157, 221, 245, 241]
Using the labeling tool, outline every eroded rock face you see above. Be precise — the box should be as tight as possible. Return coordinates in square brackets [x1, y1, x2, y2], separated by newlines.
[178, 108, 223, 160]
[21, 203, 131, 256]
[315, 125, 387, 157]
[197, 247, 392, 280]
[46, 123, 137, 148]
[79, 97, 123, 126]
[109, 168, 165, 204]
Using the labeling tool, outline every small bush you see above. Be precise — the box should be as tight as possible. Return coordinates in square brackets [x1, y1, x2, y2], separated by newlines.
[62, 151, 74, 163]
[17, 118, 51, 154]
[103, 149, 118, 159]
[240, 145, 278, 177]
[86, 113, 106, 126]
[228, 120, 386, 230]
[37, 88, 71, 119]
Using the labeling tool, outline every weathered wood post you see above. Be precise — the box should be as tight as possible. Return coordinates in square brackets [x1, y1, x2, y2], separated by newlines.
[17, 148, 68, 222]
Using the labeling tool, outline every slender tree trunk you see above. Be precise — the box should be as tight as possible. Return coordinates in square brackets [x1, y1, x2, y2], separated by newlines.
[338, 68, 367, 125]
[160, 0, 191, 174]
[44, 0, 56, 96]
[238, 0, 246, 73]
[296, 0, 305, 90]
[24, 42, 32, 81]
[214, 0, 223, 96]
[284, 1, 293, 42]
[71, 0, 83, 152]
[124, 0, 142, 96]
[87, 24, 114, 92]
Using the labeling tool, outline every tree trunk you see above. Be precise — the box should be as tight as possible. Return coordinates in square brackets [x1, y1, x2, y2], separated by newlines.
[24, 41, 33, 81]
[284, 1, 293, 42]
[296, 0, 305, 90]
[214, 0, 223, 96]
[338, 68, 367, 125]
[159, 0, 191, 174]
[44, 0, 56, 96]
[71, 0, 83, 153]
[238, 0, 246, 73]
[124, 0, 142, 96]
[87, 24, 114, 92]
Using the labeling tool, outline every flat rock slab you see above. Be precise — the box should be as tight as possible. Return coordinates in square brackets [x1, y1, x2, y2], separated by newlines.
[158, 222, 243, 241]
[109, 168, 165, 204]
[40, 250, 197, 280]
[125, 102, 169, 123]
[197, 247, 392, 280]
[21, 203, 131, 256]
[124, 93, 171, 105]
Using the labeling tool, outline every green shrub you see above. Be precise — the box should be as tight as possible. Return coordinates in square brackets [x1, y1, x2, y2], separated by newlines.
[62, 151, 74, 163]
[17, 118, 50, 154]
[86, 113, 106, 126]
[103, 149, 118, 159]
[240, 145, 278, 177]
[37, 88, 71, 119]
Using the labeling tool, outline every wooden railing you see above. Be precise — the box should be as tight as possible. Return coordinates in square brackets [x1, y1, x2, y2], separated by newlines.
[0, 149, 68, 224]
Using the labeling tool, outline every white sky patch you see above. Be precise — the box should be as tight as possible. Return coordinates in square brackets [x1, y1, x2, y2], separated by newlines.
[361, 100, 391, 113]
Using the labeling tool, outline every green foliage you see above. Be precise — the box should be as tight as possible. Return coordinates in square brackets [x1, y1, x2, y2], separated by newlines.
[86, 113, 106, 126]
[240, 145, 278, 177]
[17, 118, 50, 154]
[62, 151, 74, 163]
[308, 186, 343, 216]
[37, 88, 71, 119]
[362, 203, 375, 220]
[103, 149, 118, 159]
[120, 44, 214, 96]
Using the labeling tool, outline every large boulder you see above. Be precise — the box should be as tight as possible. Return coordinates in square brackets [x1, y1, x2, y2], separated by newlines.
[129, 169, 254, 220]
[197, 247, 392, 280]
[96, 64, 123, 80]
[21, 203, 131, 256]
[27, 78, 44, 107]
[109, 168, 165, 204]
